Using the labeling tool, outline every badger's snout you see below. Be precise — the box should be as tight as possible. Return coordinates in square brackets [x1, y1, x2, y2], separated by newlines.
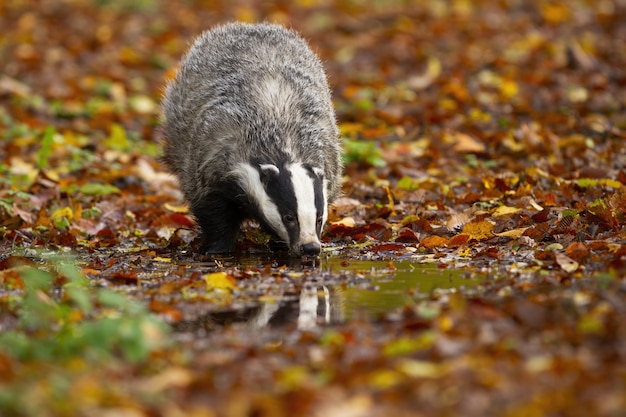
[299, 241, 321, 256]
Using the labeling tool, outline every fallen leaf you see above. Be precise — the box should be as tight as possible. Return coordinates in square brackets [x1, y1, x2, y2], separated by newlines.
[203, 272, 236, 291]
[555, 253, 579, 273]
[461, 221, 494, 241]
[495, 227, 529, 238]
[420, 235, 448, 249]
[451, 132, 486, 153]
[493, 205, 521, 217]
[331, 217, 356, 227]
[565, 242, 590, 263]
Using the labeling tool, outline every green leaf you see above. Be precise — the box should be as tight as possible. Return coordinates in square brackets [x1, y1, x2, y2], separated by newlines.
[383, 332, 436, 357]
[576, 178, 597, 188]
[398, 176, 420, 190]
[81, 207, 102, 219]
[1, 254, 170, 364]
[104, 123, 130, 151]
[64, 283, 93, 314]
[22, 267, 54, 293]
[0, 198, 13, 212]
[342, 138, 386, 167]
[97, 288, 130, 308]
[37, 126, 56, 169]
[79, 183, 120, 195]
[562, 209, 578, 217]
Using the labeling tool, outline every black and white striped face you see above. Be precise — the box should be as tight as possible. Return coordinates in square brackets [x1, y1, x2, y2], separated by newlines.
[234, 161, 328, 256]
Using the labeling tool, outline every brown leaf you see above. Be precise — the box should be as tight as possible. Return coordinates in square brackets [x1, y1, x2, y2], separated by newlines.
[151, 212, 195, 228]
[451, 132, 486, 153]
[394, 229, 419, 243]
[447, 234, 470, 247]
[105, 271, 139, 285]
[149, 301, 183, 322]
[565, 242, 590, 263]
[420, 235, 448, 249]
[370, 243, 406, 252]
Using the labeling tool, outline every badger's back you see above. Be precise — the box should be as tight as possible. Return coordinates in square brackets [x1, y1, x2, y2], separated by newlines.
[162, 22, 341, 202]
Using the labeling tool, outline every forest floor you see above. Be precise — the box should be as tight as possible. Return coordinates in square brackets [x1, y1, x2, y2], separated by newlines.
[1, 1, 625, 416]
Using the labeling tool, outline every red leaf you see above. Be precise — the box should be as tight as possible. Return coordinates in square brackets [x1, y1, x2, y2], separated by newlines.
[370, 243, 406, 252]
[394, 228, 419, 243]
[151, 213, 195, 228]
[105, 271, 139, 285]
[448, 234, 470, 247]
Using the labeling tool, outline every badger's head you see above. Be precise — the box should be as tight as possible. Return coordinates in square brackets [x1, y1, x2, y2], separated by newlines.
[233, 161, 328, 256]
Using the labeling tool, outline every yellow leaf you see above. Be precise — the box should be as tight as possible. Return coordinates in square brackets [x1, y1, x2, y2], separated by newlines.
[164, 203, 189, 213]
[438, 315, 454, 331]
[500, 78, 519, 98]
[495, 227, 529, 238]
[541, 3, 571, 24]
[525, 166, 550, 180]
[203, 272, 236, 291]
[599, 179, 623, 189]
[331, 216, 355, 227]
[468, 108, 492, 123]
[51, 206, 74, 221]
[153, 257, 171, 263]
[104, 123, 129, 151]
[278, 365, 309, 389]
[502, 132, 525, 152]
[461, 221, 494, 240]
[368, 369, 402, 389]
[383, 333, 435, 357]
[41, 169, 60, 182]
[438, 97, 457, 111]
[492, 206, 521, 217]
[574, 178, 622, 189]
[339, 122, 364, 136]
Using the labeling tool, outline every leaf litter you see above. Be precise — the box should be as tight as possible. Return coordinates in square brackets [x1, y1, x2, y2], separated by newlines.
[1, 1, 626, 416]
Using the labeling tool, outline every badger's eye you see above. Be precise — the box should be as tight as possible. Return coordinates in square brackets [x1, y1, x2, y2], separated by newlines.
[283, 214, 296, 225]
[316, 216, 323, 226]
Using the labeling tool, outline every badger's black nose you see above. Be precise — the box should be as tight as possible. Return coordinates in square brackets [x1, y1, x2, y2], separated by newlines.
[300, 242, 321, 256]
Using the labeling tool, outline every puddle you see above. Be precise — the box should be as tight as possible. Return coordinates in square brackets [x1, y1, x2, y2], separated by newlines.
[170, 257, 484, 332]
[325, 259, 483, 320]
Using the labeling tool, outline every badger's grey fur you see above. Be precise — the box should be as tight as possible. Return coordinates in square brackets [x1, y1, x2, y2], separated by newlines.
[161, 22, 342, 256]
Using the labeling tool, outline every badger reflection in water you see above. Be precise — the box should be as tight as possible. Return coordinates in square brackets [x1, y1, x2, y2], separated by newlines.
[173, 284, 345, 333]
[249, 285, 344, 330]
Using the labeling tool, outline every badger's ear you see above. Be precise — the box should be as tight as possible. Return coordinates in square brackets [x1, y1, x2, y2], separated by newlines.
[258, 164, 280, 182]
[312, 166, 324, 179]
[304, 164, 324, 179]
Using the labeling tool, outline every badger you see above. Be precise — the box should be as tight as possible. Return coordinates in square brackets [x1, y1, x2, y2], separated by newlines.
[161, 22, 342, 256]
